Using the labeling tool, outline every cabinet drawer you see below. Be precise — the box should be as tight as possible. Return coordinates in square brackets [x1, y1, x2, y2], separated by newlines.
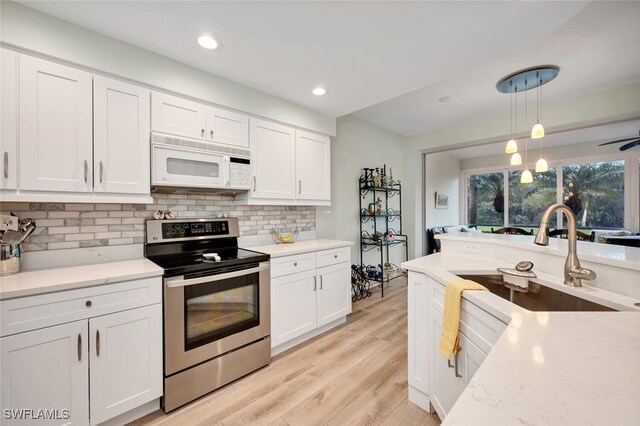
[1, 277, 162, 337]
[316, 246, 350, 268]
[270, 253, 316, 278]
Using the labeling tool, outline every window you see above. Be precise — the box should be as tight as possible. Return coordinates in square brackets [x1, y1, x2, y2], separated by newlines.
[562, 160, 624, 229]
[465, 158, 628, 231]
[467, 172, 504, 229]
[508, 168, 557, 228]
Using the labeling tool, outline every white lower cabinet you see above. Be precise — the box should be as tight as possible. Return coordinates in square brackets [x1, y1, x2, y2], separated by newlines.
[407, 273, 506, 420]
[0, 279, 163, 426]
[1, 320, 89, 426]
[89, 304, 162, 425]
[270, 247, 352, 352]
[271, 269, 318, 346]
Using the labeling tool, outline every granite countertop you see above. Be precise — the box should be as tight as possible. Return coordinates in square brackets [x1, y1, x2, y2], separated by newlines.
[0, 259, 164, 300]
[401, 253, 640, 425]
[247, 239, 353, 258]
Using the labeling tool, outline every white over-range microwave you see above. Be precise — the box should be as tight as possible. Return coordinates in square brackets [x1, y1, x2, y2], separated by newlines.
[151, 133, 252, 191]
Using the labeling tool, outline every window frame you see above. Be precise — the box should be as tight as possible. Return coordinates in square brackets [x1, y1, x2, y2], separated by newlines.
[461, 150, 640, 231]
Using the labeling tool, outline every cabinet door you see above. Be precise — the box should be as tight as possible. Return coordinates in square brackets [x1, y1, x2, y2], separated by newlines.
[1, 48, 17, 190]
[250, 119, 296, 200]
[295, 130, 331, 201]
[19, 55, 93, 192]
[271, 270, 317, 347]
[429, 306, 466, 419]
[458, 332, 486, 386]
[151, 92, 206, 140]
[0, 320, 89, 426]
[408, 272, 430, 395]
[93, 76, 150, 195]
[89, 304, 162, 425]
[206, 107, 249, 148]
[316, 262, 351, 327]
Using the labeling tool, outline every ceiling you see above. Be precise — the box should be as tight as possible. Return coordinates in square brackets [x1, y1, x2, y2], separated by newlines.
[16, 1, 640, 136]
[444, 119, 640, 160]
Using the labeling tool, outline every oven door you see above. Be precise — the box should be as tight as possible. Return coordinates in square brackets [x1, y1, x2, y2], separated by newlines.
[164, 262, 270, 375]
[152, 144, 229, 188]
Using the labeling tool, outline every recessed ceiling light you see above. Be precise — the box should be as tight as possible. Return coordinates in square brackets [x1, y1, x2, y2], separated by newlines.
[197, 35, 218, 50]
[312, 87, 327, 96]
[439, 96, 452, 103]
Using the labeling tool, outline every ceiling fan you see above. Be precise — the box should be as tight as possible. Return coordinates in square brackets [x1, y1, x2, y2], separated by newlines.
[598, 130, 640, 151]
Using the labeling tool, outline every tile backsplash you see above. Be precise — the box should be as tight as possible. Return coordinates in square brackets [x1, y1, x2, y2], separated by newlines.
[0, 192, 315, 252]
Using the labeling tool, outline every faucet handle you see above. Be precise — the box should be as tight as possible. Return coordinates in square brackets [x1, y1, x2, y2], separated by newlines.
[569, 267, 596, 281]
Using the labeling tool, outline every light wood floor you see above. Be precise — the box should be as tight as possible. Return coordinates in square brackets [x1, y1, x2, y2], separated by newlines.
[129, 279, 441, 426]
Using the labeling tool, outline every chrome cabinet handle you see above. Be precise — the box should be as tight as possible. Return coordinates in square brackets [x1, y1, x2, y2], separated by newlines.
[447, 359, 454, 368]
[313, 276, 317, 291]
[454, 351, 462, 378]
[210, 130, 214, 138]
[96, 330, 100, 357]
[3, 152, 7, 179]
[83, 160, 88, 183]
[298, 180, 302, 194]
[77, 334, 82, 361]
[334, 254, 338, 259]
[201, 128, 205, 138]
[252, 176, 256, 192]
[99, 161, 104, 183]
[319, 275, 323, 290]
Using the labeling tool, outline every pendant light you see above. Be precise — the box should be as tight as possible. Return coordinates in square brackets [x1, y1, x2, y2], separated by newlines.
[534, 72, 548, 172]
[510, 152, 523, 166]
[531, 71, 545, 139]
[505, 87, 518, 153]
[521, 79, 533, 184]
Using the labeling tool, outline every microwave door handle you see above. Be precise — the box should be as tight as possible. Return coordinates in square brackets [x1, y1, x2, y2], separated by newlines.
[223, 156, 230, 187]
[165, 263, 270, 288]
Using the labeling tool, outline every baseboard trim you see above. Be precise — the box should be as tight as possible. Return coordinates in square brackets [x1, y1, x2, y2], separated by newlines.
[95, 399, 159, 426]
[408, 385, 432, 413]
[271, 317, 346, 356]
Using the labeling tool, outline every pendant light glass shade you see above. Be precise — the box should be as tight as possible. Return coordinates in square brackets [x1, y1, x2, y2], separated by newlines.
[510, 152, 523, 166]
[531, 123, 545, 139]
[521, 169, 533, 184]
[535, 157, 548, 173]
[505, 139, 518, 153]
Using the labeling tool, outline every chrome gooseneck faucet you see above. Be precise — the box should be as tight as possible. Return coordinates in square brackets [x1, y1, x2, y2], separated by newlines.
[534, 203, 596, 287]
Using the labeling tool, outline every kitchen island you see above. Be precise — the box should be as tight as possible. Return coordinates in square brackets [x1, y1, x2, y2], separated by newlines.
[402, 233, 640, 425]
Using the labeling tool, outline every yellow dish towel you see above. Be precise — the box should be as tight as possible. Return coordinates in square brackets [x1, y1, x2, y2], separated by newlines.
[439, 279, 488, 359]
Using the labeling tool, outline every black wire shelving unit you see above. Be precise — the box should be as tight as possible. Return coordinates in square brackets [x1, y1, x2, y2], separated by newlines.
[358, 169, 408, 297]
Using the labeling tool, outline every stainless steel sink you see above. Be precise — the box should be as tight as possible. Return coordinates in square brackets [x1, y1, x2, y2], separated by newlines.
[457, 274, 616, 312]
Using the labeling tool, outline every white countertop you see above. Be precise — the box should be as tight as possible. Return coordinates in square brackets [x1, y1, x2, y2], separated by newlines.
[0, 259, 164, 300]
[247, 239, 353, 258]
[401, 253, 640, 425]
[437, 232, 640, 271]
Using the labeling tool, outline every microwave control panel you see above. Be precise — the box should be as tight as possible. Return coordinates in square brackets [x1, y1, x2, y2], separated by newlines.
[229, 157, 251, 189]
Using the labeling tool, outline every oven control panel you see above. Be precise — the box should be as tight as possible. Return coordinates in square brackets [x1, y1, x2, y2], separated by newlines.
[161, 221, 229, 239]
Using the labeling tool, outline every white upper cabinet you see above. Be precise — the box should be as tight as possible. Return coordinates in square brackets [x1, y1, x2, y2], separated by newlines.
[1, 48, 17, 190]
[206, 107, 249, 148]
[18, 55, 93, 192]
[250, 119, 296, 199]
[151, 92, 207, 140]
[93, 76, 150, 195]
[151, 92, 249, 148]
[295, 130, 331, 201]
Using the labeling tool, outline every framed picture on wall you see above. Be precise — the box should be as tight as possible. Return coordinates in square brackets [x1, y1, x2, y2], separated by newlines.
[435, 192, 449, 209]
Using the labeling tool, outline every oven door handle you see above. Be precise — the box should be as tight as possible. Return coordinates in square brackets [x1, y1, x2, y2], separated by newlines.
[165, 263, 270, 288]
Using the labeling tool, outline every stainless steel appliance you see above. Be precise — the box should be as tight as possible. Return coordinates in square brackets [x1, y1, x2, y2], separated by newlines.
[151, 133, 251, 191]
[144, 217, 271, 412]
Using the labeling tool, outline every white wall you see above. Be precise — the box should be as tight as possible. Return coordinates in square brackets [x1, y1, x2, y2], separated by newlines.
[425, 152, 460, 230]
[316, 115, 405, 265]
[0, 1, 335, 136]
[403, 82, 640, 259]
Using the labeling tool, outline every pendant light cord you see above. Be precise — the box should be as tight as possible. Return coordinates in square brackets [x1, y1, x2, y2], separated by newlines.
[524, 79, 528, 168]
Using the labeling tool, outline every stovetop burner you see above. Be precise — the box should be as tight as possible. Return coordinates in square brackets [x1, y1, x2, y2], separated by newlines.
[144, 218, 269, 277]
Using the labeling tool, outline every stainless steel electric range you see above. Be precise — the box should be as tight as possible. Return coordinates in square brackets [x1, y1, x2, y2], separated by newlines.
[144, 217, 271, 412]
